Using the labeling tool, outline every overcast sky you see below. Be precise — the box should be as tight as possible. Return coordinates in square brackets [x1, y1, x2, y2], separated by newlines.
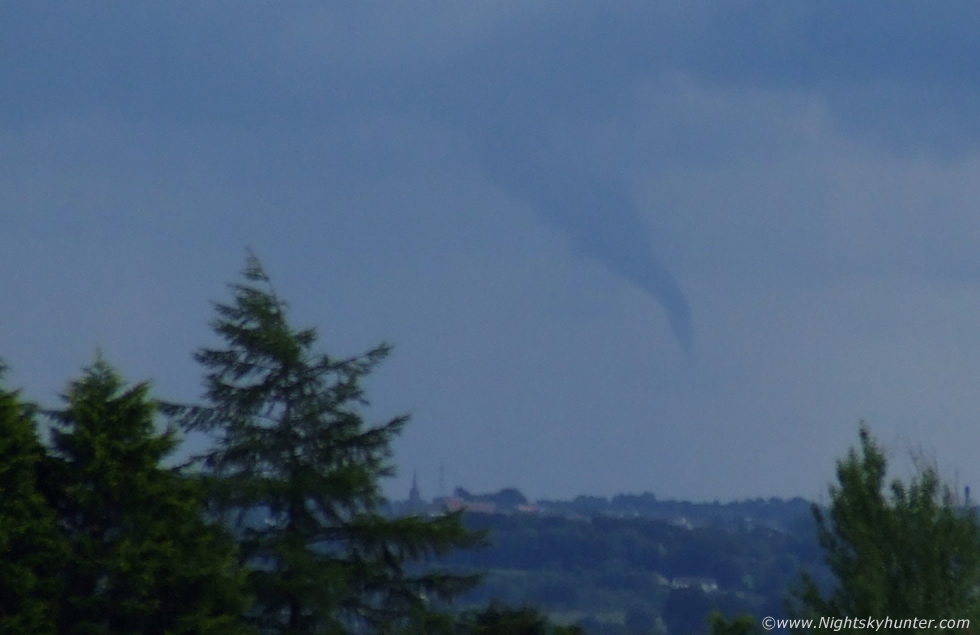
[4, 3, 980, 502]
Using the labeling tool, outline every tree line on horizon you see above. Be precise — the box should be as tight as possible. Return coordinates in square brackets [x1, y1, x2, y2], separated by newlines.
[3, 255, 980, 634]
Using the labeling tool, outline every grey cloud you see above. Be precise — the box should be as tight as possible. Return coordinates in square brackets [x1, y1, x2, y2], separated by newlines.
[7, 3, 980, 155]
[5, 3, 975, 352]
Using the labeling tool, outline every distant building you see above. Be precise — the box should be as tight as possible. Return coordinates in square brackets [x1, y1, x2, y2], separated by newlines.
[672, 517, 693, 530]
[671, 576, 718, 593]
[444, 497, 497, 514]
[408, 471, 423, 515]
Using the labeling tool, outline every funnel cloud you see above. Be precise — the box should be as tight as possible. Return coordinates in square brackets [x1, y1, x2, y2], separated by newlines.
[476, 129, 693, 353]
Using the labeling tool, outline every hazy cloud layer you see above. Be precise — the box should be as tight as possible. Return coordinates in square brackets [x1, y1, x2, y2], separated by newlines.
[4, 4, 980, 500]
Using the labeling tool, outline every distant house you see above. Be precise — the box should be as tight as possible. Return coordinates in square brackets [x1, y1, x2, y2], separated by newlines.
[444, 497, 497, 514]
[670, 576, 718, 593]
[671, 517, 693, 530]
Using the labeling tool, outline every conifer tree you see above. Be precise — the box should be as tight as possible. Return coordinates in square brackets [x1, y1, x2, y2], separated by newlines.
[170, 255, 481, 633]
[47, 358, 250, 635]
[0, 364, 65, 634]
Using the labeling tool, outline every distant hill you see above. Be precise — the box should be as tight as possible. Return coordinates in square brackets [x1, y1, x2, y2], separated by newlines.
[410, 490, 828, 635]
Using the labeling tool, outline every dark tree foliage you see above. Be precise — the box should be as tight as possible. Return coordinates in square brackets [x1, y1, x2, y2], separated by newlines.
[47, 359, 249, 635]
[169, 255, 482, 633]
[0, 364, 66, 634]
[789, 424, 980, 634]
[454, 602, 586, 635]
[662, 587, 713, 635]
[709, 612, 760, 635]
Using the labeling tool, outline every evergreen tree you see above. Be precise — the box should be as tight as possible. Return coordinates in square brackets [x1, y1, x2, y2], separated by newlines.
[789, 424, 980, 634]
[169, 255, 481, 633]
[0, 363, 65, 634]
[47, 358, 250, 635]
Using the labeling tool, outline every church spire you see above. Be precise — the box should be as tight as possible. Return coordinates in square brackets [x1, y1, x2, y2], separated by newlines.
[408, 470, 422, 514]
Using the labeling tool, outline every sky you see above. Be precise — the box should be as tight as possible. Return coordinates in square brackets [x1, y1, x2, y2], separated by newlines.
[4, 2, 980, 502]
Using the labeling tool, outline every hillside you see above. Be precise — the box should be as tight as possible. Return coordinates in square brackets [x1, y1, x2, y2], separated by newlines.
[407, 492, 829, 634]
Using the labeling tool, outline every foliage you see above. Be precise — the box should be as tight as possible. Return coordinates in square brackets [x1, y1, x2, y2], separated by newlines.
[454, 602, 586, 635]
[46, 358, 250, 634]
[662, 587, 713, 634]
[168, 254, 482, 633]
[789, 424, 980, 634]
[0, 364, 66, 634]
[709, 612, 760, 635]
